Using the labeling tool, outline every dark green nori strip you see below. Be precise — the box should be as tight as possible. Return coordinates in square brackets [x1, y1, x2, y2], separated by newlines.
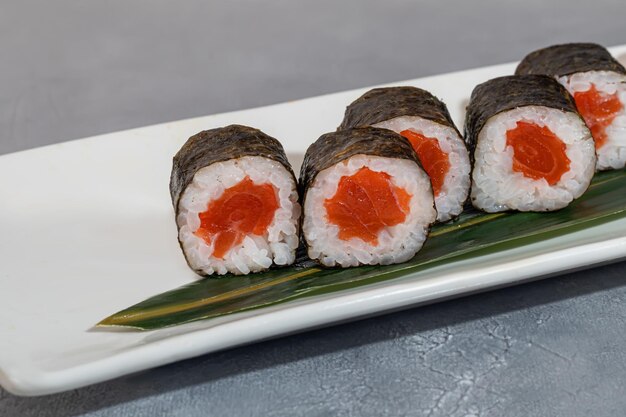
[516, 43, 626, 77]
[338, 86, 461, 136]
[170, 125, 296, 275]
[464, 75, 580, 157]
[299, 127, 422, 199]
[170, 124, 295, 213]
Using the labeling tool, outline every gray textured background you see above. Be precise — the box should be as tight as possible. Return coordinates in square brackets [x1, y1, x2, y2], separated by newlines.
[2, 1, 626, 416]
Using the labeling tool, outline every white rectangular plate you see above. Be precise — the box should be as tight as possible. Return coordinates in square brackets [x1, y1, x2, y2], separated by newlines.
[2, 45, 626, 396]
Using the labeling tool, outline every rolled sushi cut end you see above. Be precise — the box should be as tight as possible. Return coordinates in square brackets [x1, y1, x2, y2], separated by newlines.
[170, 125, 300, 276]
[472, 106, 595, 212]
[373, 116, 471, 222]
[558, 71, 626, 170]
[303, 154, 436, 268]
[177, 156, 300, 275]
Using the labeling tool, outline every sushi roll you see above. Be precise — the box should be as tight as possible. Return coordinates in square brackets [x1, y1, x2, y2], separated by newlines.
[516, 43, 626, 170]
[300, 127, 436, 268]
[170, 125, 301, 276]
[339, 87, 470, 222]
[465, 75, 596, 213]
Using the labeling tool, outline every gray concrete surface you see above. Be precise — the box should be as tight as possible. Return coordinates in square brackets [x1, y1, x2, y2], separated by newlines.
[2, 0, 626, 415]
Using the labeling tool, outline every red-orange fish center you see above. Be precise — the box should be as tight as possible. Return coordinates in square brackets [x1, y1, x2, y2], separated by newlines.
[195, 177, 279, 259]
[506, 121, 570, 185]
[573, 84, 622, 149]
[400, 130, 450, 196]
[324, 167, 411, 245]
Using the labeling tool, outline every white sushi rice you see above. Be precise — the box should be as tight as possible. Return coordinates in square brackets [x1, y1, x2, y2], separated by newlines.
[472, 106, 596, 212]
[557, 71, 626, 170]
[374, 116, 471, 222]
[303, 155, 436, 267]
[177, 156, 300, 276]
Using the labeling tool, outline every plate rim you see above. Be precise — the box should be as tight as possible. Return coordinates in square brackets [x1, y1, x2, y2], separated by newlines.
[2, 223, 625, 396]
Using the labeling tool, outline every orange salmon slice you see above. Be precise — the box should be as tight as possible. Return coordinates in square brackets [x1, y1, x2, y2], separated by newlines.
[400, 130, 450, 196]
[196, 177, 279, 259]
[506, 121, 571, 185]
[324, 167, 411, 245]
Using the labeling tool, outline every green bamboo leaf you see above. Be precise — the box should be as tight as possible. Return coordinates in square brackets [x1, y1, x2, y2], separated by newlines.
[98, 170, 626, 330]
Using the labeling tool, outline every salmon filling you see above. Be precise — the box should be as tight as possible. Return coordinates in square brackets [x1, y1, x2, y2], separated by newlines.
[195, 177, 279, 259]
[573, 84, 623, 149]
[400, 130, 450, 196]
[506, 121, 570, 185]
[324, 167, 411, 245]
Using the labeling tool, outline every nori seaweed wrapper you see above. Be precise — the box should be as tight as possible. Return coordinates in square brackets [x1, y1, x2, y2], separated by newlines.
[516, 43, 626, 77]
[298, 127, 422, 201]
[338, 86, 461, 136]
[464, 75, 580, 158]
[170, 124, 295, 214]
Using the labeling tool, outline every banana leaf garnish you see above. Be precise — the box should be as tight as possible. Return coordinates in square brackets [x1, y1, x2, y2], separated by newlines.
[98, 170, 626, 330]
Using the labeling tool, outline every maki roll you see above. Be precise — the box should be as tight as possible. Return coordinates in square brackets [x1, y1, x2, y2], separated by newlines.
[465, 75, 596, 213]
[300, 127, 436, 268]
[170, 125, 300, 276]
[339, 87, 470, 222]
[516, 43, 626, 170]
